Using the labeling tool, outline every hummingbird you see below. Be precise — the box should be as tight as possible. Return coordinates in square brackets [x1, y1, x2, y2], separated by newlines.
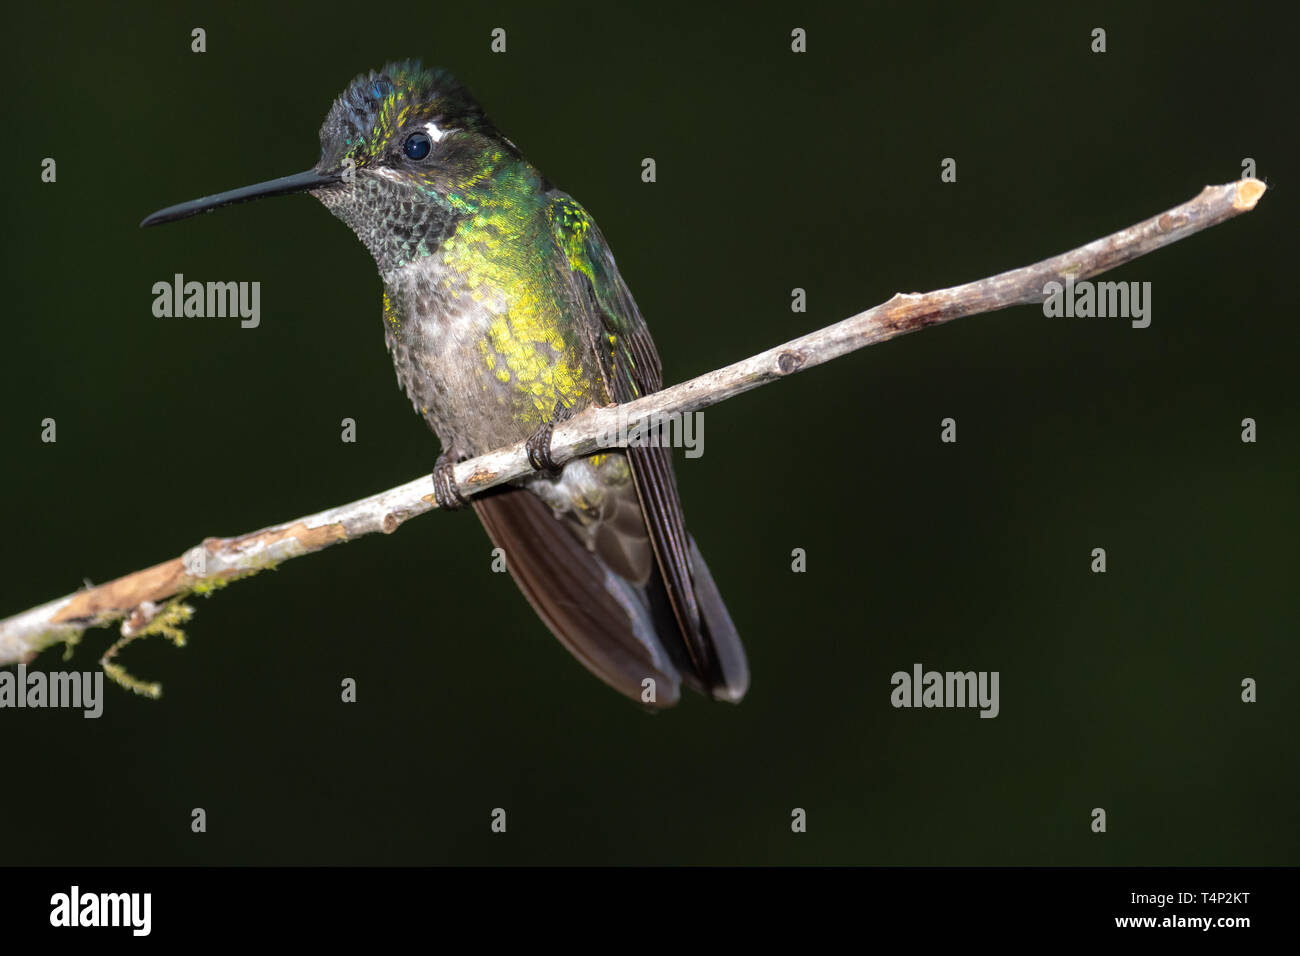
[142, 60, 748, 708]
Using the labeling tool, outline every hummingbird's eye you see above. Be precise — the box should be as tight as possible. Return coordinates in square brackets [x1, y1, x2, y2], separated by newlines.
[403, 131, 432, 161]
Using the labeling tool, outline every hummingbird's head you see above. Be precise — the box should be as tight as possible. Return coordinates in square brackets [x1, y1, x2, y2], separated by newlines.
[142, 61, 518, 273]
[305, 61, 521, 270]
[316, 60, 495, 182]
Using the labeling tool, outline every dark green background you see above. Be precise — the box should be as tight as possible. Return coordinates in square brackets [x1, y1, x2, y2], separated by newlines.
[3, 0, 1295, 865]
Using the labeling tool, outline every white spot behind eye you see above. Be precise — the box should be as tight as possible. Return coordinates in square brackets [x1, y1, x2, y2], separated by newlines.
[424, 121, 449, 143]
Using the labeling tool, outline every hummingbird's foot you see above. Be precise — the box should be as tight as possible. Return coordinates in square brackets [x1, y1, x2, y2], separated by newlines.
[431, 452, 469, 511]
[526, 403, 576, 475]
[525, 421, 559, 474]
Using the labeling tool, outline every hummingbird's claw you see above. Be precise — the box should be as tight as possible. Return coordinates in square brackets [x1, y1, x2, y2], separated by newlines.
[432, 452, 469, 510]
[525, 421, 559, 474]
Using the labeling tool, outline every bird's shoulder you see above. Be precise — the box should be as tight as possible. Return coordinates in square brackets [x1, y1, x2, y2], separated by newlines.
[542, 189, 662, 399]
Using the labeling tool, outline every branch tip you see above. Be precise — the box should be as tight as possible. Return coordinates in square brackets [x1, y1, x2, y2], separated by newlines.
[1234, 178, 1266, 210]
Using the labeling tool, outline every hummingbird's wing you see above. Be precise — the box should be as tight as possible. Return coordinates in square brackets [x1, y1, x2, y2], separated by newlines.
[546, 194, 749, 703]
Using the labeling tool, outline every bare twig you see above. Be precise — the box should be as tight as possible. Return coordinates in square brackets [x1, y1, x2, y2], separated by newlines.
[0, 179, 1267, 677]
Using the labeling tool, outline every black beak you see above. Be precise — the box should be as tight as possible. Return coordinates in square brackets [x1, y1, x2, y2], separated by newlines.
[140, 168, 342, 227]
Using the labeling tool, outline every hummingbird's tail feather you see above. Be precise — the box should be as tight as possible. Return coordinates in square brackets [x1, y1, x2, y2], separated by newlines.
[471, 486, 684, 707]
[686, 535, 749, 703]
[625, 443, 749, 703]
